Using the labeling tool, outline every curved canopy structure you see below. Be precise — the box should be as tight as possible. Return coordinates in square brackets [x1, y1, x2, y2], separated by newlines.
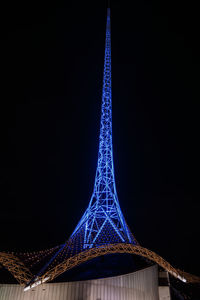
[1, 243, 200, 290]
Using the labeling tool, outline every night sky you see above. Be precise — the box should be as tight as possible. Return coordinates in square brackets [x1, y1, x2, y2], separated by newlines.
[0, 0, 199, 279]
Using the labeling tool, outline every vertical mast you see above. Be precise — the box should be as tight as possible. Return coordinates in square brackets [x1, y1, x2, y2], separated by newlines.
[71, 8, 136, 249]
[23, 9, 138, 288]
[93, 8, 117, 209]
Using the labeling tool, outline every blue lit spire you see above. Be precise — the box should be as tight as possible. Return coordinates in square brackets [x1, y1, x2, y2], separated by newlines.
[18, 8, 196, 291]
[23, 8, 138, 288]
[71, 8, 137, 249]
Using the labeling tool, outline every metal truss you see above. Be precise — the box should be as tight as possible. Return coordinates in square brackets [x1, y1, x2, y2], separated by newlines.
[0, 252, 32, 285]
[71, 8, 136, 251]
[41, 243, 200, 285]
[1, 243, 200, 288]
[1, 7, 200, 291]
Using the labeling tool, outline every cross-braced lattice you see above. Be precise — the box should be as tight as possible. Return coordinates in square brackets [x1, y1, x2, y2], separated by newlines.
[0, 7, 199, 290]
[71, 8, 137, 250]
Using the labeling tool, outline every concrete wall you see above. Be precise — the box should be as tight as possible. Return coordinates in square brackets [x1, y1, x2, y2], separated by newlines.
[158, 287, 171, 300]
[158, 270, 171, 300]
[0, 265, 159, 300]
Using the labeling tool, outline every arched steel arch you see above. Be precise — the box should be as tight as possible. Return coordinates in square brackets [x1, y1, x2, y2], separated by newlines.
[0, 251, 32, 285]
[1, 243, 200, 289]
[41, 243, 200, 285]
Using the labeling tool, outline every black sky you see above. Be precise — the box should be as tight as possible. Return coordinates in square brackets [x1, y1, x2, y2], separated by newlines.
[0, 0, 199, 278]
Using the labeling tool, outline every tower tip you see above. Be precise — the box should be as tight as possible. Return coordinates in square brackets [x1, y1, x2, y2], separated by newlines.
[107, 3, 110, 18]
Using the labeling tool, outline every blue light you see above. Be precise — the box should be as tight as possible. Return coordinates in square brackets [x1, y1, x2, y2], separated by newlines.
[28, 10, 137, 283]
[71, 8, 136, 249]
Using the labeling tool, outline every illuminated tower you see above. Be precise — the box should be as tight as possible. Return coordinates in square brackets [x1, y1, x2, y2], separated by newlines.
[23, 9, 137, 288]
[1, 7, 199, 292]
[70, 8, 137, 249]
[21, 9, 137, 288]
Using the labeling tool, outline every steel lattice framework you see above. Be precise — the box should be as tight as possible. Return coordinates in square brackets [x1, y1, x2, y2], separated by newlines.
[0, 7, 200, 290]
[71, 8, 136, 250]
[1, 244, 200, 287]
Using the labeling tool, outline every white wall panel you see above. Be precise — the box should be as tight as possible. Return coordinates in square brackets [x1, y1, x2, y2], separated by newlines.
[0, 265, 159, 300]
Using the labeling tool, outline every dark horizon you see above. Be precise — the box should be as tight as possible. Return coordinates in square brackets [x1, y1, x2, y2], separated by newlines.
[0, 0, 199, 280]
